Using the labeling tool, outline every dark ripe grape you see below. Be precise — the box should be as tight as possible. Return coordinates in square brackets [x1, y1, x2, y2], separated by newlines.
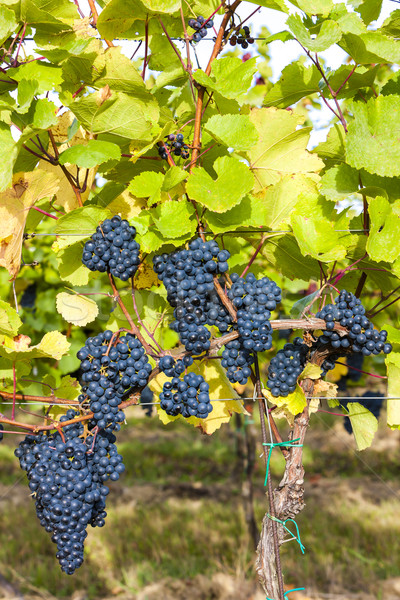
[193, 32, 201, 42]
[266, 339, 308, 397]
[15, 419, 124, 574]
[230, 36, 237, 46]
[160, 372, 212, 419]
[82, 216, 140, 281]
[0, 424, 3, 442]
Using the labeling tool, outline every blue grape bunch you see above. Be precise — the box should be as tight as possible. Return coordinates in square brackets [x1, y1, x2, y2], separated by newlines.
[229, 26, 254, 48]
[316, 290, 392, 357]
[221, 339, 254, 385]
[77, 330, 152, 431]
[82, 215, 140, 281]
[158, 133, 190, 160]
[188, 15, 213, 42]
[228, 272, 281, 353]
[266, 338, 309, 397]
[160, 372, 212, 418]
[15, 415, 124, 575]
[153, 239, 231, 355]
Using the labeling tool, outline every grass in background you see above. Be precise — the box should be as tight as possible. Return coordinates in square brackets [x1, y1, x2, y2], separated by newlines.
[0, 409, 398, 598]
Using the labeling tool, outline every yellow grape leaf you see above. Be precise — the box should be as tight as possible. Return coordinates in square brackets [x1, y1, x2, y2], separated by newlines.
[0, 171, 60, 279]
[107, 190, 145, 220]
[263, 384, 307, 416]
[150, 361, 245, 435]
[39, 111, 96, 212]
[0, 331, 70, 361]
[56, 292, 99, 326]
[299, 363, 323, 380]
[309, 396, 320, 415]
[346, 402, 378, 451]
[36, 331, 71, 360]
[135, 261, 160, 290]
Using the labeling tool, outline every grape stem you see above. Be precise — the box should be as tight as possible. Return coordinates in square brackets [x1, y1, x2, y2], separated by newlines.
[107, 272, 157, 357]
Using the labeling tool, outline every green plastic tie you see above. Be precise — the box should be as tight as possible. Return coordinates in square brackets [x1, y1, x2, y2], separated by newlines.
[262, 438, 303, 487]
[267, 514, 305, 554]
[266, 587, 306, 599]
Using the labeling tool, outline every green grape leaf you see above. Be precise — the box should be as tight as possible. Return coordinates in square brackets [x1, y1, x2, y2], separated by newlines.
[248, 0, 288, 11]
[346, 402, 378, 451]
[352, 0, 382, 25]
[186, 156, 254, 213]
[69, 90, 159, 142]
[264, 62, 321, 108]
[366, 196, 400, 263]
[205, 194, 269, 234]
[288, 0, 333, 16]
[162, 167, 187, 191]
[153, 200, 195, 239]
[56, 243, 90, 286]
[128, 171, 164, 197]
[346, 96, 400, 177]
[56, 292, 99, 326]
[16, 79, 39, 113]
[341, 31, 400, 64]
[59, 140, 121, 168]
[0, 122, 18, 192]
[55, 206, 111, 249]
[204, 114, 259, 151]
[247, 107, 323, 191]
[387, 354, 400, 428]
[320, 164, 360, 201]
[97, 0, 142, 39]
[290, 193, 347, 262]
[263, 174, 319, 229]
[326, 65, 378, 99]
[287, 14, 342, 52]
[0, 5, 18, 45]
[262, 235, 320, 280]
[8, 62, 63, 95]
[139, 0, 180, 12]
[0, 299, 22, 337]
[193, 57, 258, 100]
[299, 364, 323, 380]
[312, 123, 346, 167]
[94, 46, 150, 97]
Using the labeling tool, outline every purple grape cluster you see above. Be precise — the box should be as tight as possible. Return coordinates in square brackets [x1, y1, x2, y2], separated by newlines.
[230, 26, 254, 49]
[77, 330, 152, 431]
[158, 133, 190, 160]
[160, 372, 212, 418]
[82, 215, 140, 282]
[266, 338, 309, 397]
[15, 415, 124, 575]
[228, 272, 281, 353]
[221, 339, 254, 384]
[188, 15, 213, 42]
[153, 239, 231, 355]
[316, 290, 392, 357]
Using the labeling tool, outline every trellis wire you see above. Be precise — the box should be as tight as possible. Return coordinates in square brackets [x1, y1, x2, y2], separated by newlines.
[25, 229, 370, 236]
[1, 396, 400, 407]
